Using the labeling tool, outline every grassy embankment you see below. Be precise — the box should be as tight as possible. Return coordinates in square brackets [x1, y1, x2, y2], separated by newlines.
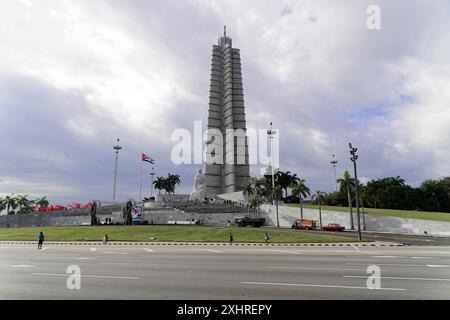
[0, 225, 353, 243]
[287, 203, 450, 222]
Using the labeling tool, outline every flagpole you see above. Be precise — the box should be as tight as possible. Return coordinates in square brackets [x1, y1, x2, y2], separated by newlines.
[139, 153, 143, 203]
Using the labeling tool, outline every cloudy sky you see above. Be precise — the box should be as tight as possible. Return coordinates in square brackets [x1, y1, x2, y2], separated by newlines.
[1, 0, 449, 204]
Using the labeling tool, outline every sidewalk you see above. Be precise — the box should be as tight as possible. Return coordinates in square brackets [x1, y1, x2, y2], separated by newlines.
[0, 240, 403, 247]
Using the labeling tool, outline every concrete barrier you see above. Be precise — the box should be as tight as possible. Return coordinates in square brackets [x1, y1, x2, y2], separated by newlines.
[260, 204, 450, 237]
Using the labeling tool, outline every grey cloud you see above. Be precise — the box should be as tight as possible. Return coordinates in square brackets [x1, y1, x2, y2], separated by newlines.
[1, 0, 449, 203]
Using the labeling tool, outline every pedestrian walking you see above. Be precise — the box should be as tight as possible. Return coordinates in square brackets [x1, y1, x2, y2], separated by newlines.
[229, 233, 234, 245]
[38, 232, 44, 250]
[264, 232, 270, 244]
[102, 234, 109, 245]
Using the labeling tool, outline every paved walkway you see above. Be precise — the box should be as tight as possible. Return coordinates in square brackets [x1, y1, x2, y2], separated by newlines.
[0, 240, 403, 247]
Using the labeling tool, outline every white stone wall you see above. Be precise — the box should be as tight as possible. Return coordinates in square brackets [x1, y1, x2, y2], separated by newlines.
[261, 204, 450, 237]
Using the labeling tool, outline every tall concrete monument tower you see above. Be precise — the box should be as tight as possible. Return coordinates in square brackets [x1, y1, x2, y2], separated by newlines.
[204, 26, 250, 197]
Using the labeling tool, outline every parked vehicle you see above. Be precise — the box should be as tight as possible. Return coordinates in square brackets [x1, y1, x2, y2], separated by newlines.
[322, 223, 345, 231]
[235, 217, 265, 228]
[293, 219, 317, 230]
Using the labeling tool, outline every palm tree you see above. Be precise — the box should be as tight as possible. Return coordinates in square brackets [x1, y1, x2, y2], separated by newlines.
[0, 198, 6, 213]
[312, 190, 324, 228]
[273, 185, 283, 228]
[337, 171, 355, 230]
[0, 198, 6, 224]
[35, 196, 49, 208]
[16, 195, 29, 212]
[359, 183, 367, 230]
[166, 174, 181, 194]
[242, 182, 254, 216]
[291, 179, 311, 220]
[276, 171, 293, 199]
[392, 176, 405, 186]
[249, 197, 259, 214]
[35, 196, 49, 227]
[2, 194, 18, 227]
[3, 194, 18, 216]
[153, 177, 165, 194]
[249, 177, 266, 219]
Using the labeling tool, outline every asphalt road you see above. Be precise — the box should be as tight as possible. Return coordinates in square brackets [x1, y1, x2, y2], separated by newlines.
[0, 243, 449, 300]
[287, 229, 450, 246]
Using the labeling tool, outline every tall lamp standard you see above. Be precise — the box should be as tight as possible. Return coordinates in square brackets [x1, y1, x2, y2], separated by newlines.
[267, 122, 277, 203]
[112, 138, 122, 204]
[149, 168, 156, 198]
[330, 154, 338, 192]
[349, 143, 362, 241]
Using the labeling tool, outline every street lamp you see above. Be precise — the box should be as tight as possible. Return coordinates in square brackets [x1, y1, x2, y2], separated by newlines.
[330, 154, 338, 192]
[267, 122, 277, 203]
[112, 138, 122, 204]
[349, 143, 362, 241]
[149, 168, 156, 198]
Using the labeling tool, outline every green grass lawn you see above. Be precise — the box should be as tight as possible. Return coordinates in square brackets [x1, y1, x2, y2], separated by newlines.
[0, 225, 353, 243]
[287, 203, 450, 222]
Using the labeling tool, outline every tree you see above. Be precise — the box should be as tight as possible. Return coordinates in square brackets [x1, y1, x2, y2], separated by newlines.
[243, 182, 254, 216]
[312, 190, 324, 228]
[272, 185, 283, 228]
[153, 177, 165, 194]
[3, 194, 18, 216]
[337, 171, 355, 230]
[35, 197, 49, 208]
[249, 197, 259, 213]
[275, 171, 296, 199]
[250, 177, 266, 219]
[0, 198, 6, 214]
[358, 184, 366, 230]
[16, 195, 30, 213]
[166, 174, 181, 194]
[291, 179, 310, 220]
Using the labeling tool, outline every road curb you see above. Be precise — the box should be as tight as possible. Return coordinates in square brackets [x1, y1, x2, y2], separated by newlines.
[0, 241, 403, 247]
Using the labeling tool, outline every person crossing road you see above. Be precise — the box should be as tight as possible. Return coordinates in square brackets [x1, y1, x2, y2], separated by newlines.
[37, 232, 44, 250]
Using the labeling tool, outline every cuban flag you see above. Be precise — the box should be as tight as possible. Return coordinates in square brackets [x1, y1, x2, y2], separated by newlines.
[141, 153, 155, 164]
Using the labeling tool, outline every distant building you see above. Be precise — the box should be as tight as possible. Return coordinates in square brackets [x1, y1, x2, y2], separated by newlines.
[204, 27, 250, 197]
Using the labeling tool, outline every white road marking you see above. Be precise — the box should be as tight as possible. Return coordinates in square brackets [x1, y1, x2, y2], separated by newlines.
[90, 248, 97, 252]
[144, 248, 155, 252]
[344, 275, 450, 282]
[75, 257, 96, 260]
[242, 281, 405, 291]
[31, 273, 139, 280]
[199, 249, 223, 253]
[11, 265, 35, 268]
[378, 250, 450, 255]
[41, 247, 49, 251]
[347, 263, 425, 267]
[0, 265, 34, 268]
[268, 266, 371, 272]
[352, 245, 360, 252]
[373, 256, 401, 258]
[284, 257, 381, 262]
[411, 257, 429, 259]
[262, 249, 301, 255]
[426, 265, 450, 268]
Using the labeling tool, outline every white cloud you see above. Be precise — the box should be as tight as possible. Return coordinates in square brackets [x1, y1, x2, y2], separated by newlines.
[1, 0, 449, 202]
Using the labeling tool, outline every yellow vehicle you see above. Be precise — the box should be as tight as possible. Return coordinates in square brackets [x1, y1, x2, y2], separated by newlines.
[294, 219, 317, 230]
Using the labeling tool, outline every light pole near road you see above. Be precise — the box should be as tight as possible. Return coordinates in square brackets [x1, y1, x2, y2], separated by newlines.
[112, 138, 122, 204]
[267, 122, 276, 203]
[149, 168, 155, 198]
[330, 154, 338, 192]
[349, 143, 362, 241]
